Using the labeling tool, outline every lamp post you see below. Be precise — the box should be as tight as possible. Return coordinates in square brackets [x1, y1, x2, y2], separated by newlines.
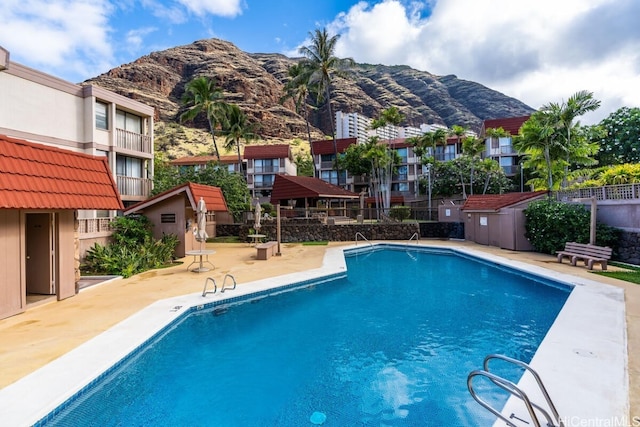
[425, 164, 432, 221]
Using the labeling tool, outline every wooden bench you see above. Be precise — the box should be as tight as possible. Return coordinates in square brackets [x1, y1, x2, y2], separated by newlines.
[556, 242, 612, 270]
[256, 241, 278, 260]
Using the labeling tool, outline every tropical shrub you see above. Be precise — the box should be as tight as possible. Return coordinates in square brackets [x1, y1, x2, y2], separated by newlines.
[524, 200, 620, 254]
[82, 216, 179, 278]
[389, 205, 411, 221]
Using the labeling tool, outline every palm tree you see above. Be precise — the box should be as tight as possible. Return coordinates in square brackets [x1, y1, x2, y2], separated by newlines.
[432, 128, 448, 161]
[552, 90, 601, 187]
[299, 28, 355, 186]
[371, 106, 405, 129]
[515, 110, 564, 191]
[221, 104, 257, 179]
[281, 63, 316, 176]
[462, 136, 486, 195]
[180, 76, 227, 160]
[450, 125, 467, 156]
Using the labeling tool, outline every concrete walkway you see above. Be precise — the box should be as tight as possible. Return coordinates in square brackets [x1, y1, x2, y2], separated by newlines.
[0, 240, 638, 419]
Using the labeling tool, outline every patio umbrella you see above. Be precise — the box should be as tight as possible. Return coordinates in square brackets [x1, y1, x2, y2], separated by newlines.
[195, 197, 208, 248]
[254, 201, 262, 231]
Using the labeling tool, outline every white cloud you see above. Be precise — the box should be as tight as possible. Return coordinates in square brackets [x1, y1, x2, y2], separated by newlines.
[330, 0, 640, 124]
[126, 27, 158, 54]
[0, 0, 113, 80]
[175, 0, 243, 17]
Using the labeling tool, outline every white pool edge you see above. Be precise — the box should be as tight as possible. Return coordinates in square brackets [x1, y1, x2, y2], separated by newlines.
[0, 244, 628, 426]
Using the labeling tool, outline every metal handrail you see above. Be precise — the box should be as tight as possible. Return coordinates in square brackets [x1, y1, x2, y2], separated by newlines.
[467, 370, 540, 427]
[221, 274, 237, 293]
[355, 232, 372, 246]
[484, 354, 563, 427]
[408, 232, 419, 244]
[202, 277, 217, 296]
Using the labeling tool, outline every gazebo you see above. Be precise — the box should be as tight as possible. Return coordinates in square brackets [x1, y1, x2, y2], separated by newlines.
[270, 175, 359, 219]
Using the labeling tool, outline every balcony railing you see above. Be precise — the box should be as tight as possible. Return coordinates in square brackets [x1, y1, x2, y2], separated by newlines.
[254, 165, 278, 173]
[116, 128, 152, 154]
[253, 182, 274, 189]
[116, 176, 152, 197]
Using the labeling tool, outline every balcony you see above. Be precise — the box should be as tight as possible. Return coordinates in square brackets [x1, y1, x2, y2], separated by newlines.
[117, 176, 152, 198]
[116, 128, 152, 154]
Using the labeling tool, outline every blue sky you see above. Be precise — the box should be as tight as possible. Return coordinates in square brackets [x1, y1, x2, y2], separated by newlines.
[2, 0, 639, 124]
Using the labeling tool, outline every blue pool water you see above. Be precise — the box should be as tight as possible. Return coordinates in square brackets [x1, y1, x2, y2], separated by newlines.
[42, 247, 571, 426]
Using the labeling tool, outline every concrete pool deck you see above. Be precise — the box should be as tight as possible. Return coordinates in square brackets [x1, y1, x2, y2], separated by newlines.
[0, 240, 638, 425]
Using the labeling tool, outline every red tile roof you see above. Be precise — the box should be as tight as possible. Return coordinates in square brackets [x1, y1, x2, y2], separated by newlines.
[169, 155, 239, 165]
[243, 144, 291, 160]
[0, 134, 123, 210]
[270, 174, 359, 204]
[311, 138, 357, 155]
[123, 182, 228, 214]
[461, 191, 548, 212]
[481, 116, 531, 136]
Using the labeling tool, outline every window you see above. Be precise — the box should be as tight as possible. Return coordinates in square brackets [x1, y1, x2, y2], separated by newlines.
[96, 101, 108, 130]
[116, 110, 142, 133]
[254, 174, 274, 188]
[254, 159, 277, 173]
[116, 155, 143, 178]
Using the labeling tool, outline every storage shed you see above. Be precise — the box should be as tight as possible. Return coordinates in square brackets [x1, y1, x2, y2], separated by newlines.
[124, 182, 228, 257]
[461, 191, 548, 250]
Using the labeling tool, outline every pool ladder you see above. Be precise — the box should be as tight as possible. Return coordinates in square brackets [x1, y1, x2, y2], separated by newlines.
[355, 232, 372, 246]
[202, 274, 237, 297]
[467, 354, 564, 427]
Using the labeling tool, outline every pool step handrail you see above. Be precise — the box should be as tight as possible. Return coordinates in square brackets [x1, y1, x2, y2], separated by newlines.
[467, 354, 563, 427]
[202, 277, 217, 296]
[355, 232, 372, 246]
[220, 274, 237, 293]
[408, 232, 419, 244]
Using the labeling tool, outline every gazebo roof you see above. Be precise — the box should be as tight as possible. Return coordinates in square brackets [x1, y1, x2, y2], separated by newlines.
[270, 175, 359, 204]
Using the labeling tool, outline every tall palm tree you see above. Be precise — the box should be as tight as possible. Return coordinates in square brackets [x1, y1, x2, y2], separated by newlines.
[281, 63, 316, 176]
[299, 28, 355, 186]
[432, 128, 448, 161]
[462, 136, 486, 195]
[180, 76, 227, 160]
[221, 104, 257, 179]
[450, 125, 467, 156]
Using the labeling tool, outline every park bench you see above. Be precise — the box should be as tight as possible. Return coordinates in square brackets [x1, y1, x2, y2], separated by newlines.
[256, 241, 278, 260]
[556, 242, 612, 270]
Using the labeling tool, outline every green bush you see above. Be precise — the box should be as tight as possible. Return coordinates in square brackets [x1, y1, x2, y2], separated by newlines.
[82, 216, 179, 278]
[524, 200, 620, 254]
[389, 205, 411, 221]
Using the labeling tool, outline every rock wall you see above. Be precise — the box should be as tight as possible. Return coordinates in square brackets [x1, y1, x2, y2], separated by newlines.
[617, 231, 640, 265]
[217, 221, 464, 242]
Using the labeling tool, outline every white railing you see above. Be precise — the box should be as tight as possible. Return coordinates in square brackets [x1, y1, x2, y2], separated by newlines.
[555, 183, 640, 201]
[116, 128, 152, 154]
[116, 176, 152, 197]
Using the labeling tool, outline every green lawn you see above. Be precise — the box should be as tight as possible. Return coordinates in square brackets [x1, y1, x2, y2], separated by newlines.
[593, 262, 640, 284]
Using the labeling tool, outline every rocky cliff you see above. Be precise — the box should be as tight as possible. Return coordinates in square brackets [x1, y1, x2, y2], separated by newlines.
[84, 38, 534, 157]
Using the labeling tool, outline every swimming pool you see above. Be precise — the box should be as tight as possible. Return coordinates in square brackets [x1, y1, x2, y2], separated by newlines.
[0, 243, 627, 425]
[38, 246, 572, 426]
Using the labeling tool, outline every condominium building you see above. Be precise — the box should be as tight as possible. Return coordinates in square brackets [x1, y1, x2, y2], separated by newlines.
[0, 46, 155, 213]
[480, 116, 530, 176]
[244, 144, 297, 202]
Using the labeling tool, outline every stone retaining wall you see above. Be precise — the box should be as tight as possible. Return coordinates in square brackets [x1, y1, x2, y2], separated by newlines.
[617, 231, 640, 265]
[217, 221, 464, 242]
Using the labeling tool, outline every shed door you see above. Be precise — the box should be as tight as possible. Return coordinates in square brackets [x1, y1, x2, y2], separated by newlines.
[26, 213, 54, 295]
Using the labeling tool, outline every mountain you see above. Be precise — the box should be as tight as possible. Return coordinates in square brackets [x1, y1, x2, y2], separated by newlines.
[85, 38, 534, 157]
